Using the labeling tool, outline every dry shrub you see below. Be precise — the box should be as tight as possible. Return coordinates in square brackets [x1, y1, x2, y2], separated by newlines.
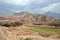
[0, 21, 22, 27]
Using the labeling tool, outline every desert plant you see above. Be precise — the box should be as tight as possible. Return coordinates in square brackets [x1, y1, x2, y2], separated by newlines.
[20, 37, 33, 40]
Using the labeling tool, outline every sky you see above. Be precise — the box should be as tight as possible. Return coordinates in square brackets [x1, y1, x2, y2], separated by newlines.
[0, 0, 60, 14]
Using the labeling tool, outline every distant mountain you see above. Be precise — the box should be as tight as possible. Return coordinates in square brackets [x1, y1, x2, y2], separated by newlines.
[0, 10, 14, 17]
[45, 12, 60, 19]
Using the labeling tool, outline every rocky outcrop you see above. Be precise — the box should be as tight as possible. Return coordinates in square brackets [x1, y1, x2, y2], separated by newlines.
[8, 11, 55, 25]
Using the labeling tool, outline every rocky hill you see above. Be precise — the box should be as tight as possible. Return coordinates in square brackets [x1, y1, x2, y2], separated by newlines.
[8, 11, 55, 25]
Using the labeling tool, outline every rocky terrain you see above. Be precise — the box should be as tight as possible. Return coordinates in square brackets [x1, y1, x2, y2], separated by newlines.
[0, 26, 60, 40]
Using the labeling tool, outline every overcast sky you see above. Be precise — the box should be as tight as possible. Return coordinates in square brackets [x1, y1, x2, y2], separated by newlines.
[0, 0, 60, 14]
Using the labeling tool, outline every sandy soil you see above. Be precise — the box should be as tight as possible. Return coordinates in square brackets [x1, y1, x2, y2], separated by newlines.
[0, 26, 60, 40]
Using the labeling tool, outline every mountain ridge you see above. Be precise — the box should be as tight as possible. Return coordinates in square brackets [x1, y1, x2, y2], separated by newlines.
[7, 11, 56, 25]
[45, 12, 60, 19]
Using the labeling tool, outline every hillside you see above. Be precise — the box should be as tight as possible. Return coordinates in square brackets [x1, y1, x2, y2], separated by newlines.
[8, 11, 55, 25]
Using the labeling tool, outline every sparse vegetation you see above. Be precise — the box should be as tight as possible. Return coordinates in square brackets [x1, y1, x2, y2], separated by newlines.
[26, 27, 60, 37]
[0, 21, 22, 27]
[49, 20, 60, 28]
[33, 23, 42, 25]
[20, 37, 33, 40]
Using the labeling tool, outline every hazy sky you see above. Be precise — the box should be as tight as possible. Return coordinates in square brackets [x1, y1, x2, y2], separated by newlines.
[0, 0, 60, 14]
